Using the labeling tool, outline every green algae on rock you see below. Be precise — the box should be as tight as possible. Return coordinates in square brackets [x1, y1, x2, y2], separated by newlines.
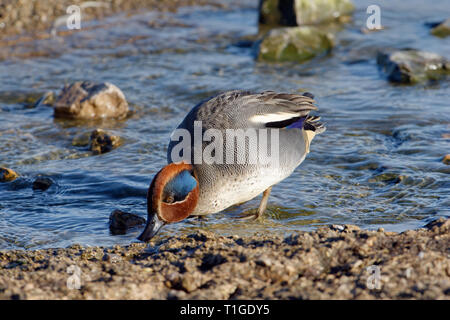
[258, 26, 334, 63]
[377, 49, 450, 84]
[430, 18, 450, 38]
[0, 167, 18, 182]
[259, 0, 354, 26]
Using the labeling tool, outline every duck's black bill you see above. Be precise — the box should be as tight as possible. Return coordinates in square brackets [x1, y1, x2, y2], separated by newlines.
[137, 213, 165, 242]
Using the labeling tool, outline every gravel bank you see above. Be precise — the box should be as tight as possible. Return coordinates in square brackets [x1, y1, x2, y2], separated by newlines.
[1, 218, 449, 300]
[0, 0, 230, 39]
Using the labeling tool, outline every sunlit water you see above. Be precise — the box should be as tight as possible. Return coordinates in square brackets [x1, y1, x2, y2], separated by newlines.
[0, 0, 449, 250]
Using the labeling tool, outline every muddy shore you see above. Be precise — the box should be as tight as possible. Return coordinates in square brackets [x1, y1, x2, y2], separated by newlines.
[1, 218, 449, 300]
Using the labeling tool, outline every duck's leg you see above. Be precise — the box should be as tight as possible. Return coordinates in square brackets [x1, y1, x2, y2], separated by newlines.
[237, 187, 272, 220]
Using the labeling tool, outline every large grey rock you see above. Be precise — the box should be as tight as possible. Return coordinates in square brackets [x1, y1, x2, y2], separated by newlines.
[259, 0, 354, 26]
[377, 49, 449, 84]
[430, 18, 450, 38]
[258, 26, 334, 63]
[54, 81, 129, 119]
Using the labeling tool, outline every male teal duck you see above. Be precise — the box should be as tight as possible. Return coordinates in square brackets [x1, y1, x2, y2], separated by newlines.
[138, 90, 325, 241]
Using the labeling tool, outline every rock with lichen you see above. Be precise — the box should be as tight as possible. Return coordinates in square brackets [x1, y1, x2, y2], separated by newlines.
[377, 49, 450, 84]
[259, 0, 354, 26]
[430, 18, 450, 38]
[53, 81, 129, 119]
[89, 129, 121, 154]
[0, 167, 18, 182]
[258, 26, 334, 63]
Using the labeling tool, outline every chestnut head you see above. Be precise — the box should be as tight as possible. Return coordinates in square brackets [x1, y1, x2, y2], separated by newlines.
[137, 162, 199, 242]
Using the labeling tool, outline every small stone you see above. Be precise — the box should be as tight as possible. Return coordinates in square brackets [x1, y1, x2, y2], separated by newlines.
[0, 167, 18, 182]
[72, 132, 91, 147]
[109, 209, 146, 235]
[443, 154, 450, 165]
[32, 176, 53, 191]
[330, 225, 345, 231]
[377, 49, 449, 84]
[89, 129, 121, 154]
[180, 274, 199, 292]
[430, 18, 450, 38]
[53, 81, 129, 119]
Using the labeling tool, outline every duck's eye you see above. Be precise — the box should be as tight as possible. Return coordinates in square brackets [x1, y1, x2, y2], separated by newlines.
[163, 193, 175, 204]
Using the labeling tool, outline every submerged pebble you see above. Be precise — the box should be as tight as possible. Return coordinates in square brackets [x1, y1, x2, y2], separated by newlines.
[89, 129, 121, 155]
[109, 209, 146, 235]
[32, 177, 53, 191]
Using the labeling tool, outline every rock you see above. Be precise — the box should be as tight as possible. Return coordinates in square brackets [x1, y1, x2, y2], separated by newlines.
[89, 129, 121, 154]
[259, 0, 354, 26]
[430, 18, 450, 38]
[294, 0, 354, 25]
[53, 81, 129, 119]
[259, 0, 297, 26]
[0, 167, 18, 182]
[258, 26, 334, 63]
[32, 177, 53, 191]
[109, 209, 146, 235]
[71, 132, 91, 147]
[443, 154, 450, 165]
[377, 49, 450, 84]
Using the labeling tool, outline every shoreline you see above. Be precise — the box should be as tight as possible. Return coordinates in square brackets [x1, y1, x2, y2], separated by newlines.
[0, 0, 233, 40]
[1, 218, 449, 299]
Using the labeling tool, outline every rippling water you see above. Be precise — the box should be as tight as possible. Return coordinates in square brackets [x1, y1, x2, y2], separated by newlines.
[0, 0, 449, 249]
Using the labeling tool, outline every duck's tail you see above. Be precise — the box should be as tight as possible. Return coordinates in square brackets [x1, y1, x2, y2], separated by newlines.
[303, 115, 326, 154]
[304, 115, 326, 135]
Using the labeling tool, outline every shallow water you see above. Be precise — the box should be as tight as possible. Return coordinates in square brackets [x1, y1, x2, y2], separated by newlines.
[0, 0, 449, 250]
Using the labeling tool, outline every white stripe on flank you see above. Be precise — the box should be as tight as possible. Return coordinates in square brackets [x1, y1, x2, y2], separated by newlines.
[249, 112, 297, 124]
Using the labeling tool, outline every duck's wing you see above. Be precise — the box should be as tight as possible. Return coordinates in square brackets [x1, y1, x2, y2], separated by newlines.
[194, 90, 319, 130]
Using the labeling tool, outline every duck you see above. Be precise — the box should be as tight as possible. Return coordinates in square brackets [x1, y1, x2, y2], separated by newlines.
[138, 90, 325, 241]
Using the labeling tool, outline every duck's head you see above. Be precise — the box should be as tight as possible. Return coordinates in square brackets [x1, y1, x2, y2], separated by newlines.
[137, 162, 199, 242]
